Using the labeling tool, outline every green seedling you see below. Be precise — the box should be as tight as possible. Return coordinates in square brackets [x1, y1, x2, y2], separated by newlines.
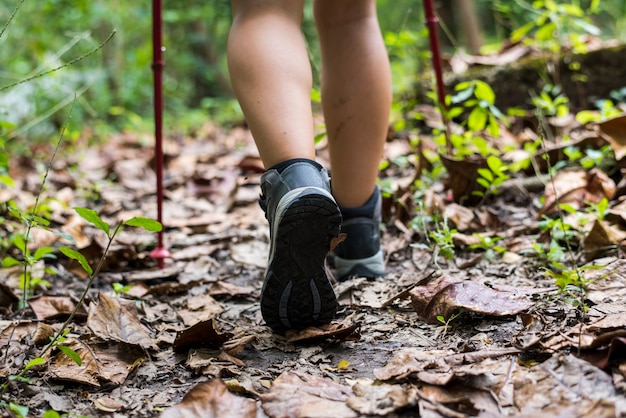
[531, 84, 570, 118]
[436, 308, 465, 335]
[112, 282, 134, 295]
[576, 99, 622, 124]
[412, 210, 457, 269]
[468, 233, 506, 260]
[545, 265, 590, 313]
[474, 155, 510, 199]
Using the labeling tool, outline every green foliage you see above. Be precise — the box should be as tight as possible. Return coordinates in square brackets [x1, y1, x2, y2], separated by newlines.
[531, 84, 570, 118]
[2, 205, 58, 302]
[545, 265, 592, 312]
[575, 99, 622, 124]
[510, 0, 601, 53]
[474, 155, 511, 199]
[411, 209, 457, 268]
[468, 233, 506, 260]
[563, 144, 614, 171]
[112, 282, 134, 295]
[449, 80, 506, 138]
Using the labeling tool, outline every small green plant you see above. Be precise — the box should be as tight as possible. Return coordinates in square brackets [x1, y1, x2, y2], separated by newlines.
[586, 146, 613, 171]
[575, 99, 622, 124]
[531, 84, 570, 118]
[474, 155, 511, 199]
[0, 357, 44, 417]
[412, 209, 457, 268]
[429, 80, 509, 161]
[585, 198, 610, 222]
[538, 214, 577, 244]
[436, 308, 465, 335]
[1, 105, 72, 306]
[112, 282, 134, 295]
[545, 265, 590, 313]
[448, 80, 507, 138]
[468, 233, 506, 260]
[522, 241, 567, 268]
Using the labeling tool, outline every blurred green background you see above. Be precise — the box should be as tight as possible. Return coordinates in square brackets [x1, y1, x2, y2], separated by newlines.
[0, 0, 624, 143]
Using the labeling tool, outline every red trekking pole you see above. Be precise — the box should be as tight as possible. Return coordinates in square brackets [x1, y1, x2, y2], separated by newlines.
[149, 0, 171, 268]
[423, 0, 452, 153]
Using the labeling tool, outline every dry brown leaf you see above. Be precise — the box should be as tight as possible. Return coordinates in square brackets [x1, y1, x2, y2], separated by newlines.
[408, 274, 459, 319]
[417, 383, 502, 416]
[61, 213, 91, 249]
[582, 219, 626, 260]
[145, 280, 202, 297]
[440, 154, 487, 205]
[579, 335, 626, 370]
[230, 239, 268, 268]
[208, 281, 255, 298]
[161, 378, 258, 418]
[238, 155, 265, 173]
[588, 303, 626, 331]
[285, 321, 360, 343]
[374, 347, 521, 386]
[185, 348, 244, 375]
[223, 334, 256, 356]
[374, 348, 455, 382]
[443, 203, 475, 231]
[0, 321, 54, 348]
[260, 371, 357, 418]
[93, 397, 125, 413]
[606, 196, 626, 224]
[173, 318, 234, 353]
[329, 233, 347, 252]
[598, 114, 626, 161]
[539, 167, 615, 216]
[177, 294, 223, 327]
[87, 292, 158, 350]
[347, 379, 418, 416]
[410, 276, 534, 324]
[48, 339, 145, 387]
[514, 313, 547, 349]
[126, 266, 182, 283]
[513, 354, 619, 415]
[28, 295, 87, 322]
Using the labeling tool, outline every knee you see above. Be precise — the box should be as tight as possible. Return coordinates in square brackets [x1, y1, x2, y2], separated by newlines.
[314, 0, 377, 29]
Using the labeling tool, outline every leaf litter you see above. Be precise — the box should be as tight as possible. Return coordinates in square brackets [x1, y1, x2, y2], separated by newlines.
[2, 113, 626, 417]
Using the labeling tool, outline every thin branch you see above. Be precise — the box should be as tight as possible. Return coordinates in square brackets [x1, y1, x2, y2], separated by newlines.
[0, 30, 116, 92]
[0, 0, 25, 41]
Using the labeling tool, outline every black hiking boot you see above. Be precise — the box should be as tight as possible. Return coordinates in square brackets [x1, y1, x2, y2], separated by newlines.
[259, 160, 341, 332]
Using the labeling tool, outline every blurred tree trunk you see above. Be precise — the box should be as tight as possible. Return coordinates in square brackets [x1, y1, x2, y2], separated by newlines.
[437, 0, 483, 54]
[453, 0, 482, 55]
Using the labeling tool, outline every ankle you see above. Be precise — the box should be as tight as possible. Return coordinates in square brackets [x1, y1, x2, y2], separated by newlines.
[339, 186, 380, 220]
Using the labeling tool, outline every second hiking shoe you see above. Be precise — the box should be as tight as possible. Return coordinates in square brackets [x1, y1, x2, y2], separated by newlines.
[259, 161, 342, 332]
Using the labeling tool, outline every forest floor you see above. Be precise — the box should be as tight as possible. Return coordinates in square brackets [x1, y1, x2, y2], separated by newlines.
[2, 110, 626, 417]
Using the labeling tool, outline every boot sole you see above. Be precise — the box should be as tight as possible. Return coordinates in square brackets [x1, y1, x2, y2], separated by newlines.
[261, 187, 341, 332]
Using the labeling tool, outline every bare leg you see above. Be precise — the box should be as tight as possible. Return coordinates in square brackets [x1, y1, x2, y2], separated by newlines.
[314, 0, 392, 208]
[227, 0, 314, 168]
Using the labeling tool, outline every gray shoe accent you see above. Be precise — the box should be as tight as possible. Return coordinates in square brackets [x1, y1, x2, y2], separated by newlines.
[332, 249, 385, 280]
